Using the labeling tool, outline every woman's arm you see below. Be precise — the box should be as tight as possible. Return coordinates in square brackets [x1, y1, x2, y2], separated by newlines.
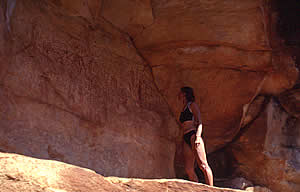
[190, 102, 202, 127]
[195, 123, 203, 144]
[190, 102, 203, 143]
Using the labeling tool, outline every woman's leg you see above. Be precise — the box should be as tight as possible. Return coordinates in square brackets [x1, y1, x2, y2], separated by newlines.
[193, 136, 214, 186]
[183, 139, 198, 182]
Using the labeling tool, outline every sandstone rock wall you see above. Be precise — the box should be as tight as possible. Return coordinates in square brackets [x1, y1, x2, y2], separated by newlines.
[101, 0, 298, 153]
[0, 0, 179, 178]
[230, 98, 300, 192]
[100, 1, 299, 188]
[0, 1, 299, 192]
[227, 1, 300, 192]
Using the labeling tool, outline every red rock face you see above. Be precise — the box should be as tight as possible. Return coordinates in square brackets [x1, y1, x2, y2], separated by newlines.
[230, 98, 300, 192]
[0, 0, 299, 191]
[101, 1, 299, 191]
[227, 1, 300, 191]
[132, 0, 298, 152]
[0, 0, 179, 178]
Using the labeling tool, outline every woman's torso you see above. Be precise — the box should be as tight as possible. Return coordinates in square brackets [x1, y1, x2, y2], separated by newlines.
[179, 102, 196, 134]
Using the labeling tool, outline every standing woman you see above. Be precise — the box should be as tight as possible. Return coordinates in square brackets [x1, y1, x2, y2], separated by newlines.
[178, 86, 213, 185]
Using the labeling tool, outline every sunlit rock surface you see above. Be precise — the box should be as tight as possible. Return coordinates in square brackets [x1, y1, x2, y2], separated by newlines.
[0, 152, 255, 192]
[0, 0, 179, 178]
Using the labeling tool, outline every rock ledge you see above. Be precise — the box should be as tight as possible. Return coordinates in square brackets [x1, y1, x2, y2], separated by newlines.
[0, 152, 246, 192]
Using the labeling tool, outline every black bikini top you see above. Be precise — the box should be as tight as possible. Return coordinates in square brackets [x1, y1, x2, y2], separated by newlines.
[179, 102, 194, 123]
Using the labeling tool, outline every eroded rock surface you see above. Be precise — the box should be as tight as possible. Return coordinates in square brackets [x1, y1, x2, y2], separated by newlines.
[0, 152, 251, 192]
[0, 0, 179, 178]
[0, 1, 299, 192]
[101, 1, 299, 189]
[102, 0, 298, 153]
[230, 98, 300, 192]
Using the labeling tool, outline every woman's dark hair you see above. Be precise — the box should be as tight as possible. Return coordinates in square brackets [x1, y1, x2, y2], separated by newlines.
[180, 86, 195, 102]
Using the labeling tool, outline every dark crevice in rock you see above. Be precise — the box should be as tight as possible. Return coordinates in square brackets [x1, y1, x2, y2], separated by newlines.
[276, 0, 300, 47]
[151, 64, 268, 73]
[273, 0, 300, 84]
[5, 174, 19, 181]
[226, 96, 270, 148]
[206, 96, 271, 185]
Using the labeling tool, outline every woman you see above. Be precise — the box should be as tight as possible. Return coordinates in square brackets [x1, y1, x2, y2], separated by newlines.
[178, 86, 213, 186]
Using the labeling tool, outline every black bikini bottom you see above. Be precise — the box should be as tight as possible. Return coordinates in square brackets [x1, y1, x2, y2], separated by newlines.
[183, 130, 196, 148]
